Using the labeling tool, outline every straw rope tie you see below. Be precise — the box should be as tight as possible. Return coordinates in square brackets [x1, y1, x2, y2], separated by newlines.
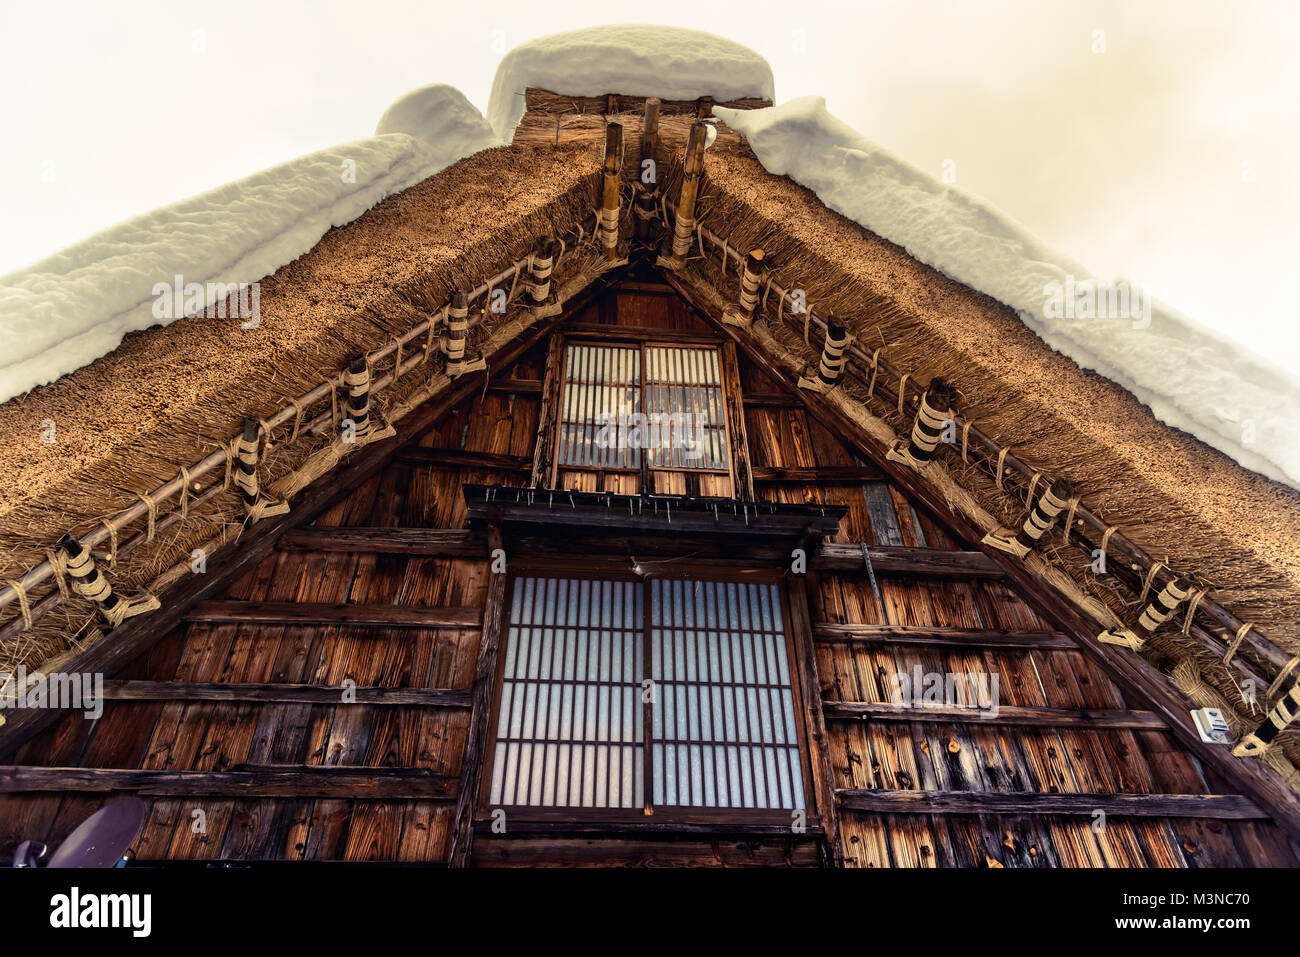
[103, 519, 119, 567]
[136, 491, 157, 544]
[45, 548, 71, 602]
[1224, 622, 1254, 666]
[1182, 588, 1207, 636]
[1266, 656, 1300, 703]
[1139, 560, 1167, 605]
[178, 466, 192, 519]
[897, 373, 909, 417]
[867, 349, 881, 400]
[288, 397, 304, 443]
[1062, 495, 1080, 543]
[961, 419, 974, 463]
[995, 448, 1009, 491]
[4, 579, 32, 631]
[1100, 526, 1118, 567]
[1025, 472, 1042, 508]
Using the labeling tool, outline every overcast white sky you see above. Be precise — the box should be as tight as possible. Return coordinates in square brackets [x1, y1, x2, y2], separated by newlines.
[2, 0, 1297, 363]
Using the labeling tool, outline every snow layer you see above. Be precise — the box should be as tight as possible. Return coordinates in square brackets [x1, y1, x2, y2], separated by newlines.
[0, 87, 496, 402]
[486, 25, 774, 141]
[716, 97, 1300, 488]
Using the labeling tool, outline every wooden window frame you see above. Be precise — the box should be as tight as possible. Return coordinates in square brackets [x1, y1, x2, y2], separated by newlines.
[552, 332, 735, 478]
[476, 559, 818, 828]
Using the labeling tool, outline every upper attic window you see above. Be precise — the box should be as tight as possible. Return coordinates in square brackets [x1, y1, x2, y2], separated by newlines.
[555, 342, 730, 472]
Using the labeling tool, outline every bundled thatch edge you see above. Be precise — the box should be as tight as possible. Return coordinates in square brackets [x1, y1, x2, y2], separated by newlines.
[659, 159, 1300, 786]
[0, 169, 609, 683]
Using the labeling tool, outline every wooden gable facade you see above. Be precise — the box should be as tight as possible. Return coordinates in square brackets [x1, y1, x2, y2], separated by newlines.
[3, 268, 1296, 868]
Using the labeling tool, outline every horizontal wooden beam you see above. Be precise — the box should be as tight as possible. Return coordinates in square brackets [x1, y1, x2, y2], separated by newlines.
[752, 465, 884, 484]
[0, 765, 459, 799]
[396, 447, 531, 472]
[185, 601, 481, 630]
[740, 393, 803, 409]
[562, 321, 722, 343]
[836, 788, 1267, 820]
[473, 819, 824, 837]
[814, 623, 1074, 649]
[279, 527, 485, 557]
[486, 377, 543, 394]
[823, 701, 1167, 730]
[815, 545, 1003, 578]
[99, 680, 471, 707]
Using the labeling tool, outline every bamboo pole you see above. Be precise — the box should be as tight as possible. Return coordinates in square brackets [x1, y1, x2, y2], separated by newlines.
[599, 122, 623, 259]
[662, 121, 709, 265]
[634, 98, 661, 243]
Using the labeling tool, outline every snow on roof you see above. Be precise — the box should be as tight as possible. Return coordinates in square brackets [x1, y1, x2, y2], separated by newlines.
[486, 25, 775, 140]
[0, 87, 495, 405]
[717, 97, 1300, 489]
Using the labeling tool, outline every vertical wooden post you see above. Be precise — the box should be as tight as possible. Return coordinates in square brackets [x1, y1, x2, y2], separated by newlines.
[448, 523, 508, 867]
[720, 341, 756, 501]
[662, 120, 709, 264]
[787, 576, 843, 867]
[530, 334, 566, 489]
[599, 122, 623, 260]
[634, 98, 662, 243]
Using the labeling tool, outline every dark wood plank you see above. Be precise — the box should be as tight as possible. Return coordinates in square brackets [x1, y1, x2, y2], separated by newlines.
[753, 465, 885, 483]
[837, 789, 1268, 820]
[185, 601, 481, 629]
[814, 623, 1075, 649]
[396, 448, 531, 472]
[100, 680, 471, 707]
[278, 527, 485, 557]
[0, 765, 459, 799]
[822, 701, 1166, 730]
[816, 545, 1002, 578]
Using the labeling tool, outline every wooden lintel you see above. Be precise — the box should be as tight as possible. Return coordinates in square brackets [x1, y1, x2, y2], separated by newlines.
[185, 601, 481, 630]
[822, 701, 1166, 730]
[279, 527, 485, 557]
[99, 680, 471, 707]
[0, 765, 459, 799]
[814, 623, 1073, 649]
[562, 320, 723, 343]
[836, 789, 1267, 820]
[473, 820, 825, 837]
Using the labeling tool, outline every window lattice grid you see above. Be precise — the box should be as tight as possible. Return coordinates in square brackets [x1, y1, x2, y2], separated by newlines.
[642, 345, 729, 471]
[650, 578, 804, 811]
[487, 574, 807, 817]
[489, 576, 646, 810]
[554, 342, 730, 473]
[556, 343, 641, 469]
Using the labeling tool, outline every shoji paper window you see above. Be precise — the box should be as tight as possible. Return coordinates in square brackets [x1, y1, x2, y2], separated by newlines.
[487, 574, 806, 819]
[555, 342, 729, 472]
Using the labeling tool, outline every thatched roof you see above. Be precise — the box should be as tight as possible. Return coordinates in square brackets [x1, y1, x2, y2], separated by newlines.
[2, 90, 1299, 801]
